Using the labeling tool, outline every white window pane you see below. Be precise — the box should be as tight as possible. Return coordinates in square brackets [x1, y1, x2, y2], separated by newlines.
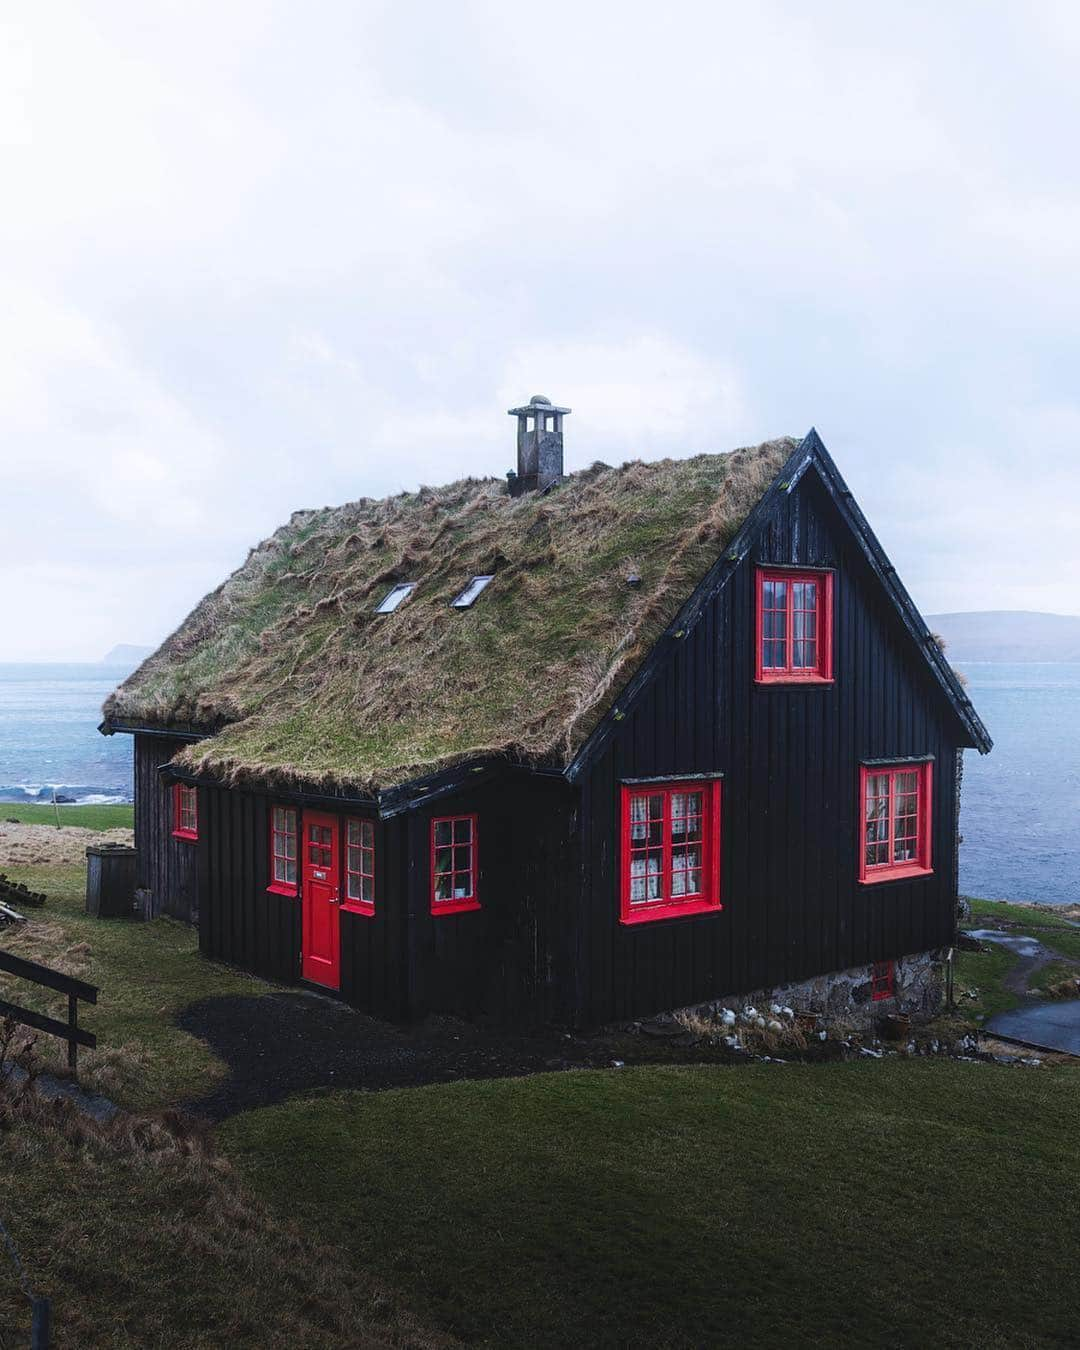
[375, 582, 416, 613]
[451, 575, 494, 608]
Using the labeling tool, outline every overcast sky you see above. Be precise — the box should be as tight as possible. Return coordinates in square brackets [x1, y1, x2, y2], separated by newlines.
[2, 1, 1079, 660]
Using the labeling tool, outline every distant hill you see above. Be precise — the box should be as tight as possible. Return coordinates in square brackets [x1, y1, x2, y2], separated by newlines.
[925, 611, 1080, 663]
[101, 643, 154, 667]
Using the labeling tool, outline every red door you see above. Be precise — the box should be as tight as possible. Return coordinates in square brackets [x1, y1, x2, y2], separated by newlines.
[302, 811, 341, 989]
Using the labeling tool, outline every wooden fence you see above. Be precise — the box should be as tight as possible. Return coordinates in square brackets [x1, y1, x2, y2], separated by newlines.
[0, 950, 98, 1075]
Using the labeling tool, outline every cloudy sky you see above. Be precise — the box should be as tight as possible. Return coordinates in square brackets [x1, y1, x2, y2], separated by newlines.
[2, 1, 1079, 660]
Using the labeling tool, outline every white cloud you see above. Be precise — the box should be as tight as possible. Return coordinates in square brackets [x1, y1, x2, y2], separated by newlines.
[1, 0, 1079, 657]
[499, 336, 749, 466]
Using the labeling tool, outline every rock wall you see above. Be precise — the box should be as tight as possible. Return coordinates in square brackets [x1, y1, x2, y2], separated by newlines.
[685, 948, 948, 1030]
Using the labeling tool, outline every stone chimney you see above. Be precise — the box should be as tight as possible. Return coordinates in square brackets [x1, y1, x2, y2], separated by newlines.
[506, 394, 571, 496]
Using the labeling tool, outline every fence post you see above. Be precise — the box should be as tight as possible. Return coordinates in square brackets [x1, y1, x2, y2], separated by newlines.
[67, 995, 78, 1076]
[31, 1295, 52, 1349]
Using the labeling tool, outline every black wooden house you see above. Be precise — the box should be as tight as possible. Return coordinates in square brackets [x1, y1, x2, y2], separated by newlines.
[102, 401, 990, 1027]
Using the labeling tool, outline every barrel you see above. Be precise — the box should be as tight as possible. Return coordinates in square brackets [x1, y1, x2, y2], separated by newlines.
[85, 844, 138, 919]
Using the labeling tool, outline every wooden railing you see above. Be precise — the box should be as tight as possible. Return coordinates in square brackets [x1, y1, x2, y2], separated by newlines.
[0, 950, 98, 1075]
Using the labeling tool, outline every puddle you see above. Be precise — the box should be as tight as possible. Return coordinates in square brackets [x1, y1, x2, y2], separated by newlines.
[986, 1001, 1080, 1057]
[966, 929, 1048, 960]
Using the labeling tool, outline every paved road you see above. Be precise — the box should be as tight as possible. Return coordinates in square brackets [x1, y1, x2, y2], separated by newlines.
[985, 1000, 1080, 1056]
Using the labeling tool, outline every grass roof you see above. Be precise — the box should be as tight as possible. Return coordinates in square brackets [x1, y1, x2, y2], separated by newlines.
[104, 439, 796, 793]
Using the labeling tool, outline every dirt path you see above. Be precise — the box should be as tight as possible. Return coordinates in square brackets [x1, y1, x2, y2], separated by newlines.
[965, 928, 1069, 995]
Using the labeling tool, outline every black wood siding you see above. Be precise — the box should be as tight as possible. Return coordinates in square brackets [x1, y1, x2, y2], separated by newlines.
[574, 469, 963, 1026]
[133, 733, 200, 923]
[197, 784, 300, 985]
[406, 775, 577, 1027]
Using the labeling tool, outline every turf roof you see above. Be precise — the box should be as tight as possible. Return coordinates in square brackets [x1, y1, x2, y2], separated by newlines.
[104, 438, 796, 793]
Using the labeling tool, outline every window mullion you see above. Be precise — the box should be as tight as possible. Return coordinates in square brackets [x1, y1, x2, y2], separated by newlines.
[662, 791, 673, 903]
[786, 587, 795, 674]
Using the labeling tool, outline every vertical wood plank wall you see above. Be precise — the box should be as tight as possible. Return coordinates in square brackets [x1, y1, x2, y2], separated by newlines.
[133, 734, 200, 923]
[574, 470, 966, 1026]
[405, 775, 577, 1027]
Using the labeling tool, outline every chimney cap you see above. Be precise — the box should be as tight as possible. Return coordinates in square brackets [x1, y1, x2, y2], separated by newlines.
[507, 394, 571, 416]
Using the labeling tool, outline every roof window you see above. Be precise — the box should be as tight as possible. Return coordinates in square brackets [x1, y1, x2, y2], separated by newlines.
[451, 575, 494, 609]
[374, 582, 416, 614]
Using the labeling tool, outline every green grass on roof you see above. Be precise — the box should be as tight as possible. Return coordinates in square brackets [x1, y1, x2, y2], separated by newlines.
[105, 440, 795, 791]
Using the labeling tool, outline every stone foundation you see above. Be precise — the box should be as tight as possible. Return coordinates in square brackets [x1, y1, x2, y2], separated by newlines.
[683, 949, 948, 1031]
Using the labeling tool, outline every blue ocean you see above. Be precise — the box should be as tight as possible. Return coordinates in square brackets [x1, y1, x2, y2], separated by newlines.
[0, 661, 1076, 906]
[0, 663, 134, 805]
[958, 664, 1080, 908]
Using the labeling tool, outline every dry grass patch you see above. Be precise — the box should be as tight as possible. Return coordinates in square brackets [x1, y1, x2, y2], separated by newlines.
[0, 821, 133, 869]
[104, 439, 795, 791]
[0, 1071, 452, 1349]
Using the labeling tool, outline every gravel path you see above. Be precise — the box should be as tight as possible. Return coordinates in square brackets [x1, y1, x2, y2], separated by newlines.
[175, 992, 719, 1121]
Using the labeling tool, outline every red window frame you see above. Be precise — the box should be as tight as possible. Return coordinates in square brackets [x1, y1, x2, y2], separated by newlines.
[430, 814, 480, 915]
[344, 817, 376, 917]
[619, 780, 723, 925]
[267, 805, 298, 896]
[755, 568, 834, 683]
[859, 761, 933, 884]
[172, 782, 198, 841]
[871, 960, 895, 1002]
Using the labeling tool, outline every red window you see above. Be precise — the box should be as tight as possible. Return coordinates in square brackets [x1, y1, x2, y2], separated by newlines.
[620, 780, 722, 925]
[871, 960, 895, 1002]
[431, 814, 479, 915]
[755, 568, 834, 683]
[344, 818, 375, 915]
[268, 805, 298, 895]
[172, 783, 198, 841]
[859, 761, 933, 884]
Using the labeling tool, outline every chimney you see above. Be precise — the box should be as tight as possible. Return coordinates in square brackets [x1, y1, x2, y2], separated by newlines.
[506, 394, 570, 496]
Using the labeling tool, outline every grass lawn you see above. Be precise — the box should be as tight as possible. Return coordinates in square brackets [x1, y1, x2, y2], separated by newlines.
[951, 942, 1022, 1020]
[0, 802, 133, 830]
[0, 1084, 450, 1350]
[223, 1060, 1080, 1349]
[0, 863, 274, 1108]
[6, 865, 1080, 1347]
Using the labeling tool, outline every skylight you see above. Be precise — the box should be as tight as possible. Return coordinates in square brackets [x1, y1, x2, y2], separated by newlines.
[451, 575, 494, 609]
[374, 582, 416, 614]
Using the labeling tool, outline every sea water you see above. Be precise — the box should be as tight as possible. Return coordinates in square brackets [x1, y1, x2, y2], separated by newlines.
[0, 660, 1076, 906]
[0, 663, 133, 804]
[958, 663, 1080, 908]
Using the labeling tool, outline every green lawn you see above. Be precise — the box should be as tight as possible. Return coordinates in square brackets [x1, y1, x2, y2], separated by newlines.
[967, 897, 1077, 930]
[5, 865, 1080, 1347]
[0, 801, 133, 830]
[951, 942, 1022, 1019]
[1, 863, 273, 1108]
[223, 1060, 1080, 1349]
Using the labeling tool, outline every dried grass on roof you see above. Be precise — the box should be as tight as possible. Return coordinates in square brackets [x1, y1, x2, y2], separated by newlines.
[105, 439, 796, 791]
